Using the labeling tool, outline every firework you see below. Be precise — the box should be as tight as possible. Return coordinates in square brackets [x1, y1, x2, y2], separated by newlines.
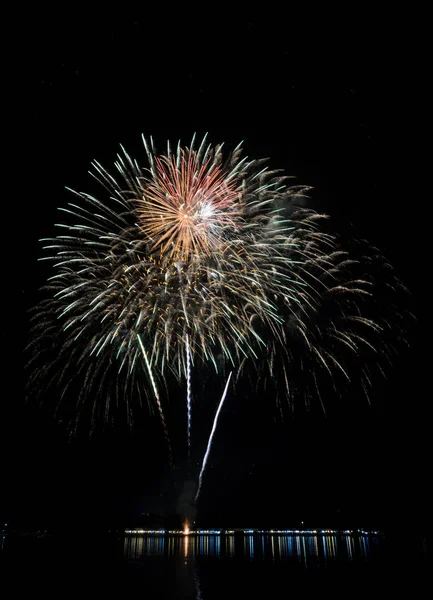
[186, 334, 192, 455]
[27, 134, 410, 441]
[195, 371, 232, 503]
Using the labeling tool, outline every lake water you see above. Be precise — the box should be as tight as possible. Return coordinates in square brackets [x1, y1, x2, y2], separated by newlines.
[0, 531, 428, 598]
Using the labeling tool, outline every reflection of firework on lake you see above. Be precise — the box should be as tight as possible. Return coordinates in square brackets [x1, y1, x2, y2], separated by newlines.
[26, 134, 410, 442]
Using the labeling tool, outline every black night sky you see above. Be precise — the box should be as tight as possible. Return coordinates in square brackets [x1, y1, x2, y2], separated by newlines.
[1, 9, 426, 536]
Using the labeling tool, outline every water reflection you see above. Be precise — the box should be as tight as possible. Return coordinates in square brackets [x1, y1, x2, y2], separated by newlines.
[0, 532, 390, 600]
[124, 532, 381, 563]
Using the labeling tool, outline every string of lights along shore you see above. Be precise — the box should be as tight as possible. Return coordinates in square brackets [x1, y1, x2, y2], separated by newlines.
[27, 133, 411, 501]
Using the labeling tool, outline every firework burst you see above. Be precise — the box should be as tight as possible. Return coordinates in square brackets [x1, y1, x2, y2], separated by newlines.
[137, 145, 243, 260]
[26, 134, 410, 441]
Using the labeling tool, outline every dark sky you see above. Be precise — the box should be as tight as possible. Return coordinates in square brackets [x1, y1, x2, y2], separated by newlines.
[2, 10, 425, 532]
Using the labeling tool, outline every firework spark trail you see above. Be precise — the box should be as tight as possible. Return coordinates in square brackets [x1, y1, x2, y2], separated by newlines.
[186, 334, 192, 456]
[194, 371, 233, 503]
[137, 333, 173, 464]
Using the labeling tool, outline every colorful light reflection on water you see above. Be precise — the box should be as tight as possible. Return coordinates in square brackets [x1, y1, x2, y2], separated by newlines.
[124, 532, 381, 563]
